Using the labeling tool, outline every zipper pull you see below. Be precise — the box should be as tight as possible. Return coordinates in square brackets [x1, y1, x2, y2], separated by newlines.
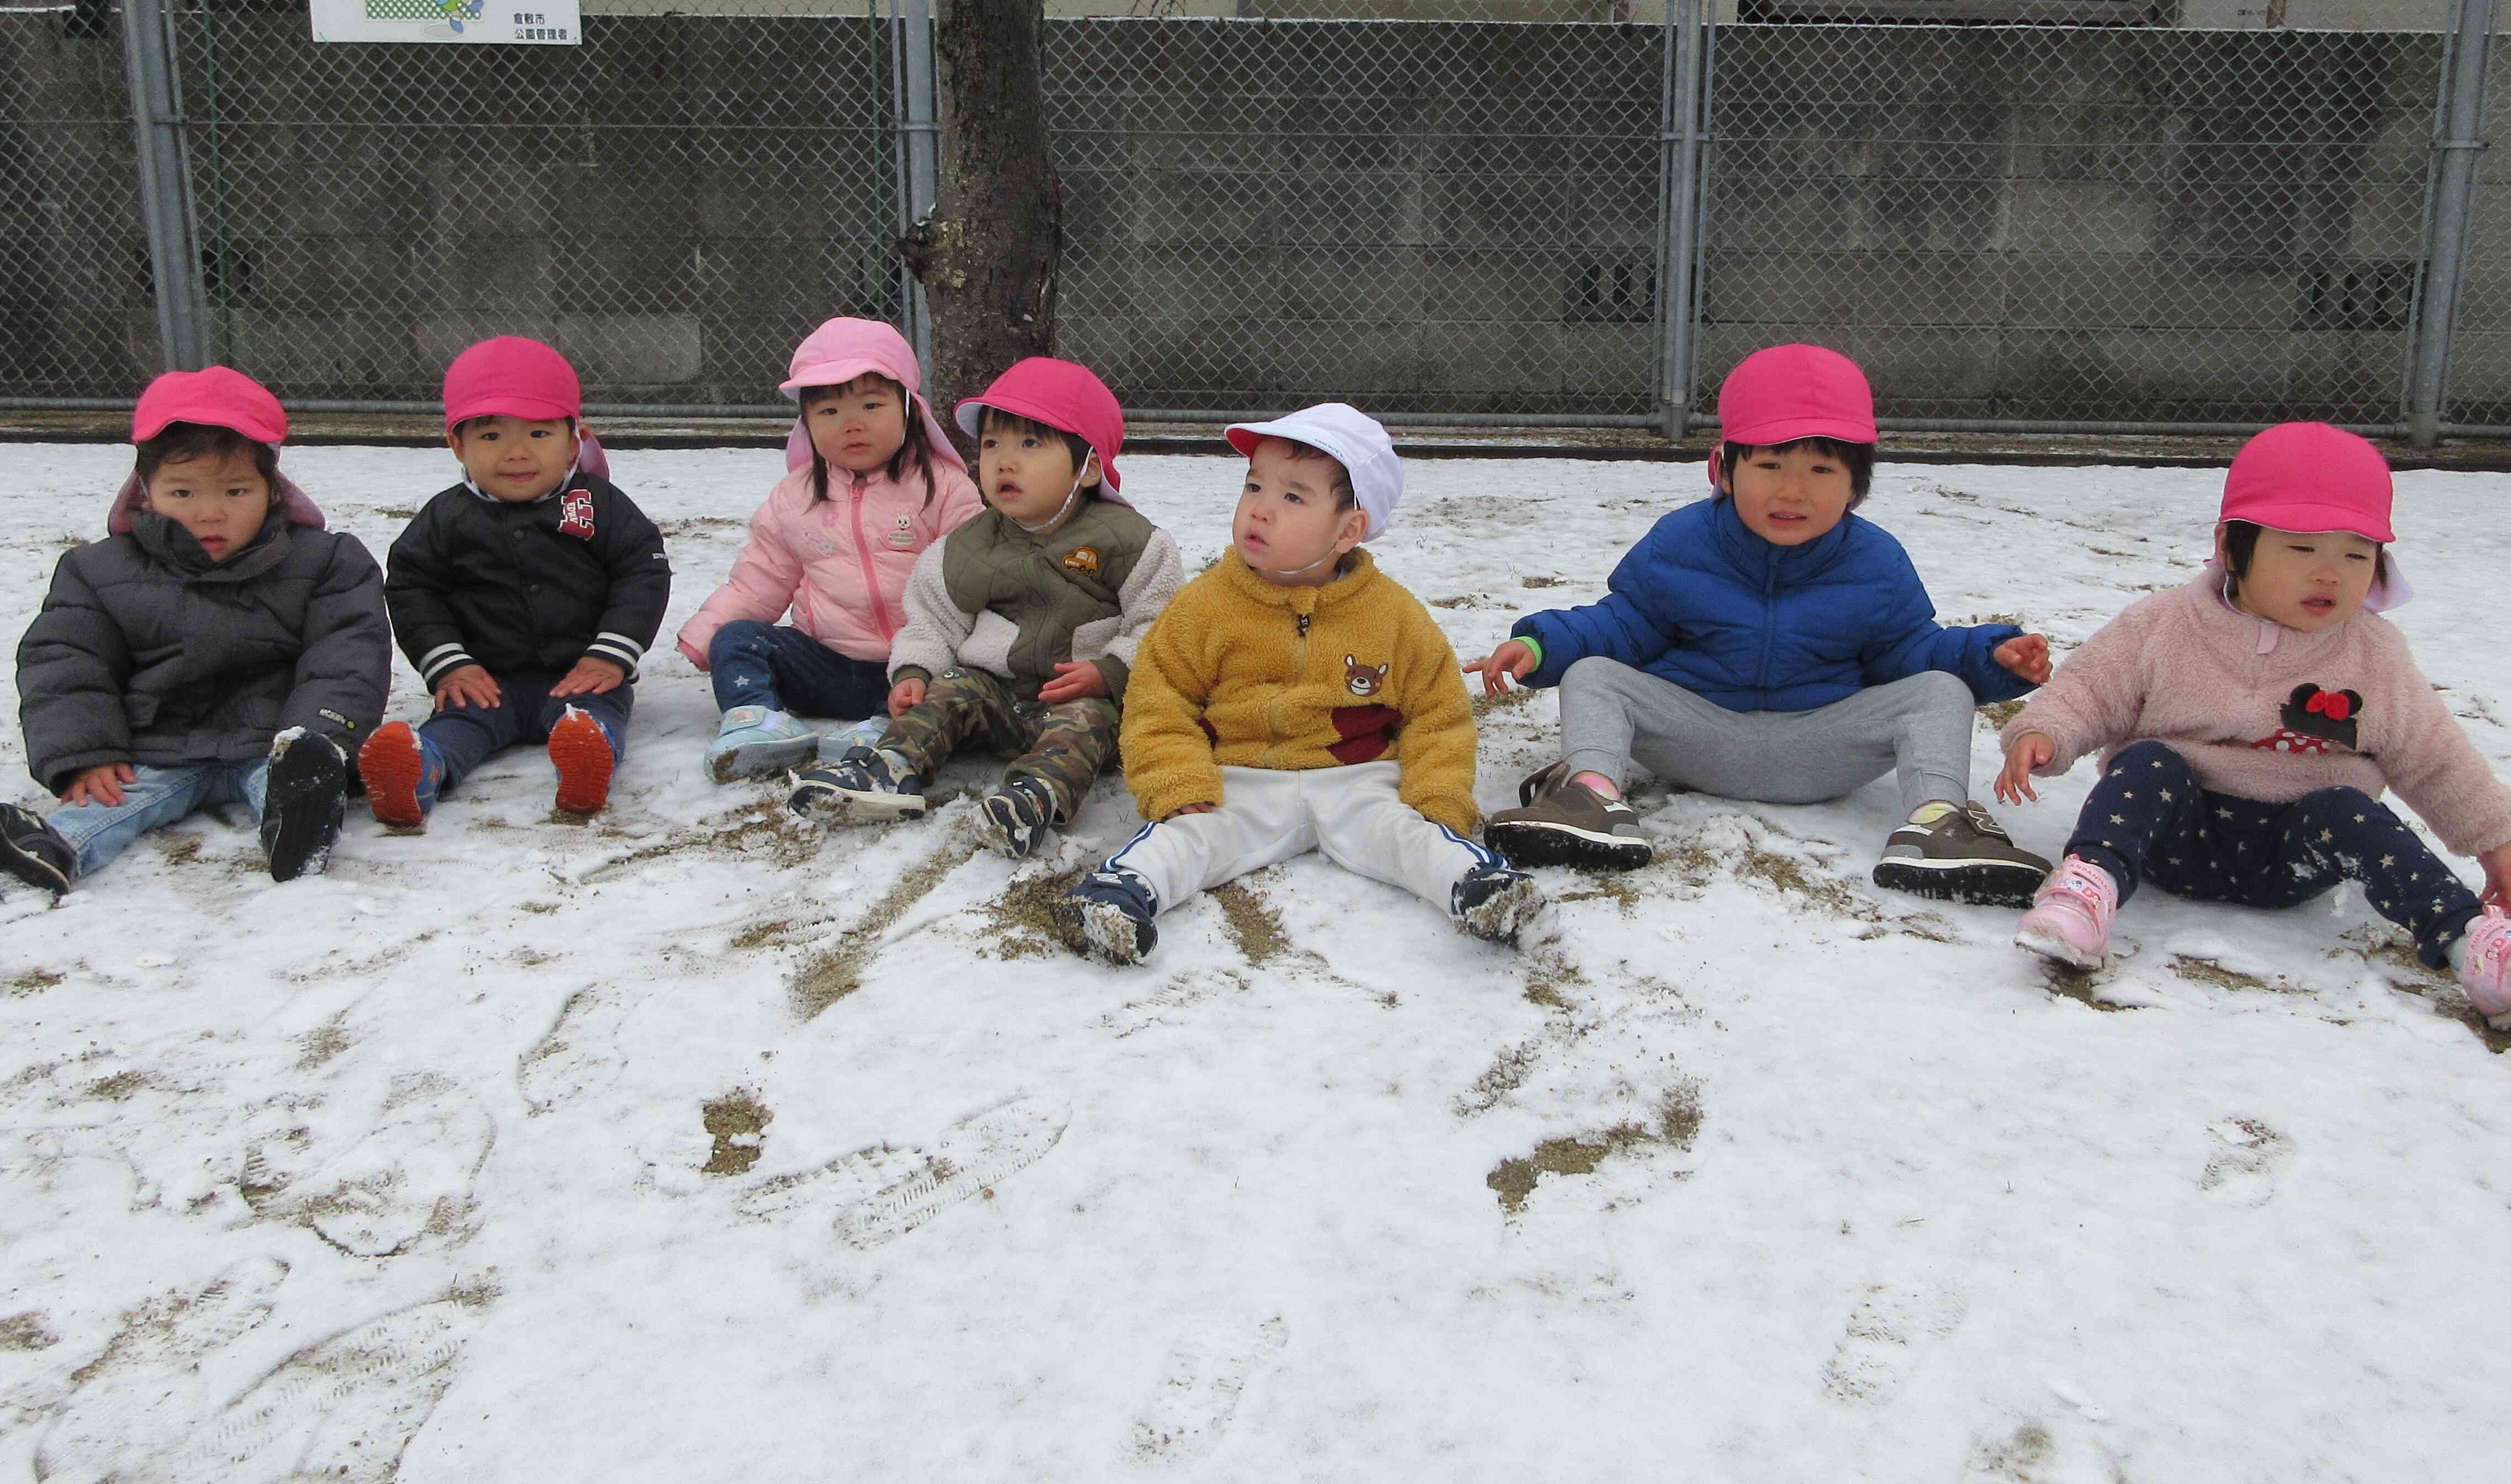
[1297, 613, 1312, 637]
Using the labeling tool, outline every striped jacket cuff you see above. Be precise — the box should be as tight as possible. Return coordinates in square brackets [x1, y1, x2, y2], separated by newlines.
[584, 632, 646, 676]
[417, 644, 477, 688]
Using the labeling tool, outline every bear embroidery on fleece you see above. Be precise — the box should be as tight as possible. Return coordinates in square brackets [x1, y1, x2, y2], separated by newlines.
[885, 514, 917, 550]
[1344, 654, 1389, 698]
[2251, 683, 2365, 755]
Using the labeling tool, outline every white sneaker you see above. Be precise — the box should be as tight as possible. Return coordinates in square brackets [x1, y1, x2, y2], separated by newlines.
[704, 706, 818, 783]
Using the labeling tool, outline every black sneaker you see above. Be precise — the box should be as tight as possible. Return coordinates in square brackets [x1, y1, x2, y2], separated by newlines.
[1482, 761, 1652, 871]
[0, 802, 75, 896]
[262, 729, 348, 883]
[1054, 866, 1159, 964]
[787, 746, 927, 825]
[976, 776, 1059, 860]
[1871, 800, 2050, 908]
[1451, 861, 1545, 947]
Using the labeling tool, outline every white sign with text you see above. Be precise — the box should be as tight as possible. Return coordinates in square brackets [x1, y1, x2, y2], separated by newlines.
[310, 0, 582, 46]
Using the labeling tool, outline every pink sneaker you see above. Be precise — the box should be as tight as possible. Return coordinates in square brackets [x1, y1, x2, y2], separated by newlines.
[2015, 856, 2119, 969]
[2457, 907, 2511, 1027]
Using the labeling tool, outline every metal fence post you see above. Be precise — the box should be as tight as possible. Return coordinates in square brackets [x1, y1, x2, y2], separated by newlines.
[892, 0, 941, 371]
[120, 0, 206, 372]
[1656, 0, 1709, 442]
[2409, 0, 2497, 447]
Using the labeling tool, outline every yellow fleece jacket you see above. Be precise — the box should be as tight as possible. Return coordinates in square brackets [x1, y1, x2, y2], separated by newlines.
[1121, 548, 1481, 833]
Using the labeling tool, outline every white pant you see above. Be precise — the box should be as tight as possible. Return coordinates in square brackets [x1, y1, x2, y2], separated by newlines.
[1105, 761, 1497, 916]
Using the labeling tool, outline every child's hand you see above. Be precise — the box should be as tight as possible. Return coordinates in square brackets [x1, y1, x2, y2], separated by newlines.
[1463, 640, 1537, 696]
[1995, 633, 2053, 685]
[551, 656, 627, 698]
[433, 665, 502, 711]
[64, 762, 136, 807]
[887, 678, 927, 717]
[1169, 803, 1215, 818]
[1995, 731, 2056, 805]
[1038, 661, 1109, 704]
[2480, 842, 2511, 907]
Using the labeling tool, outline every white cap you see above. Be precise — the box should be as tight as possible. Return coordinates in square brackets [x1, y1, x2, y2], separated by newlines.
[1225, 402, 1402, 540]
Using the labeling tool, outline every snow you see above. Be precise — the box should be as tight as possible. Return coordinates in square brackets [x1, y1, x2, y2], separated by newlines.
[2, 443, 2508, 1481]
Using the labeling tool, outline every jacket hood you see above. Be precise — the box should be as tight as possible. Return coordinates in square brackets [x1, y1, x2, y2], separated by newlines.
[779, 317, 968, 477]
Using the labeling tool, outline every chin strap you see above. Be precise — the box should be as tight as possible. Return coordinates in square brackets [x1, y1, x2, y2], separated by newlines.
[1011, 465, 1088, 534]
[1261, 546, 1344, 578]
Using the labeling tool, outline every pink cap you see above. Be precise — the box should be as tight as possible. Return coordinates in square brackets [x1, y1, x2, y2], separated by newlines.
[443, 336, 582, 430]
[956, 357, 1126, 496]
[132, 365, 287, 446]
[1716, 343, 1878, 449]
[2220, 422, 2396, 544]
[779, 316, 967, 475]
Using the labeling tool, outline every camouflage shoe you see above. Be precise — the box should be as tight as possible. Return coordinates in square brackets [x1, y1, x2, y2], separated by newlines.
[976, 776, 1059, 860]
[1872, 800, 2050, 908]
[1482, 761, 1651, 871]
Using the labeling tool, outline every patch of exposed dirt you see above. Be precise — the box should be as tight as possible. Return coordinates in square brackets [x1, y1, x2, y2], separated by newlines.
[1487, 1084, 1704, 1215]
[986, 868, 1087, 960]
[295, 1013, 351, 1071]
[0, 1312, 57, 1350]
[82, 1070, 149, 1101]
[2171, 955, 2291, 994]
[581, 798, 821, 884]
[1520, 575, 1566, 589]
[1519, 951, 1587, 1009]
[156, 834, 203, 865]
[8, 967, 64, 995]
[1428, 594, 1486, 610]
[1977, 698, 2028, 729]
[658, 515, 743, 537]
[1210, 877, 1292, 968]
[701, 1090, 773, 1176]
[2042, 964, 2139, 1013]
[789, 839, 980, 1018]
[1471, 685, 1541, 719]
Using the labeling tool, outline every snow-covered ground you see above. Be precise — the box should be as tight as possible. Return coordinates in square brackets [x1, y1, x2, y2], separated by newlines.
[1, 442, 2507, 1482]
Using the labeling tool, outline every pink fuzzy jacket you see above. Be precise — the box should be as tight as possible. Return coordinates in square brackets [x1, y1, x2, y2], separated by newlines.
[676, 459, 981, 668]
[2004, 573, 2511, 858]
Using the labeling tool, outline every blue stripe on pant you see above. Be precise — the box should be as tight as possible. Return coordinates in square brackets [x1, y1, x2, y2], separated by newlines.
[2066, 739, 2482, 968]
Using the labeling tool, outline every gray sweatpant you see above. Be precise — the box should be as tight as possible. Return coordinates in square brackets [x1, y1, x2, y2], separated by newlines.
[1558, 659, 1978, 818]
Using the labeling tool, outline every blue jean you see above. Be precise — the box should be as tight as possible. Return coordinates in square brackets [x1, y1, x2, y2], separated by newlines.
[419, 672, 633, 793]
[707, 621, 890, 720]
[2069, 740, 2483, 968]
[46, 759, 269, 879]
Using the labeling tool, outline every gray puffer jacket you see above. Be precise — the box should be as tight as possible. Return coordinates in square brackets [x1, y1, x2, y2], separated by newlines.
[16, 476, 390, 795]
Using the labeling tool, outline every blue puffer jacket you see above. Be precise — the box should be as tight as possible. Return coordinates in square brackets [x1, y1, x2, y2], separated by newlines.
[1510, 495, 2033, 713]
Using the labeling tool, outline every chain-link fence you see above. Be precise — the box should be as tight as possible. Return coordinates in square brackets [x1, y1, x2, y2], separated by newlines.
[163, 2, 901, 411]
[0, 4, 146, 402]
[9, 1, 2511, 437]
[1045, 4, 1664, 424]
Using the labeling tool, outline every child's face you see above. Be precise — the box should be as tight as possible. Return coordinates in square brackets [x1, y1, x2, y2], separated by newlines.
[1720, 442, 1854, 547]
[1234, 438, 1365, 587]
[448, 415, 580, 504]
[804, 377, 909, 475]
[980, 416, 1092, 529]
[2222, 523, 2380, 632]
[141, 448, 272, 563]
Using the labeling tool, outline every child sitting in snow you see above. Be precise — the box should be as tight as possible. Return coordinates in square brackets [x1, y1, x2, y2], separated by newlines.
[676, 318, 982, 782]
[786, 357, 1182, 860]
[1464, 343, 2054, 907]
[356, 337, 671, 826]
[1057, 403, 1544, 964]
[2, 368, 389, 893]
[1996, 422, 2511, 1022]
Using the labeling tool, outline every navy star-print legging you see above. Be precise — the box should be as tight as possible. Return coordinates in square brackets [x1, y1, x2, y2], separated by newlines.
[2066, 740, 2483, 968]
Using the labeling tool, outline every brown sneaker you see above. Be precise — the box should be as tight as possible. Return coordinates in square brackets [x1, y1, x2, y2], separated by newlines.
[1870, 800, 2050, 908]
[1483, 762, 1652, 871]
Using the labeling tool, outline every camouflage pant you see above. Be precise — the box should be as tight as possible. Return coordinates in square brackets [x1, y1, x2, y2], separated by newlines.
[880, 667, 1119, 822]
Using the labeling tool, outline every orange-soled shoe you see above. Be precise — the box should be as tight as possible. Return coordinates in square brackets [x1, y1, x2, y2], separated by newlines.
[358, 721, 439, 829]
[548, 707, 617, 815]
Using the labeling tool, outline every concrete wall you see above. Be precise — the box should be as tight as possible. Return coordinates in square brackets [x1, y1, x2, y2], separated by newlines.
[0, 10, 2485, 421]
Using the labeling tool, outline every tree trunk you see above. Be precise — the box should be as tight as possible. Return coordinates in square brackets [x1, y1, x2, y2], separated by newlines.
[900, 0, 1061, 465]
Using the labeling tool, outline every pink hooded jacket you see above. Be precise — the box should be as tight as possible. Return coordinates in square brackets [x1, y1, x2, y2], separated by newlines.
[676, 321, 981, 667]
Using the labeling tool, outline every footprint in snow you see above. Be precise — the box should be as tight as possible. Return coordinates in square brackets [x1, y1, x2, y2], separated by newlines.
[735, 1094, 1069, 1249]
[1819, 1282, 1968, 1406]
[2197, 1117, 2293, 1207]
[1096, 968, 1251, 1038]
[1960, 1418, 2124, 1483]
[1126, 1315, 1289, 1469]
[245, 1072, 493, 1257]
[34, 1257, 479, 1482]
[516, 982, 641, 1113]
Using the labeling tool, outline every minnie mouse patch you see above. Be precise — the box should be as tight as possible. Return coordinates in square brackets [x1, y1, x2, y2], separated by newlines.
[2250, 683, 2364, 755]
